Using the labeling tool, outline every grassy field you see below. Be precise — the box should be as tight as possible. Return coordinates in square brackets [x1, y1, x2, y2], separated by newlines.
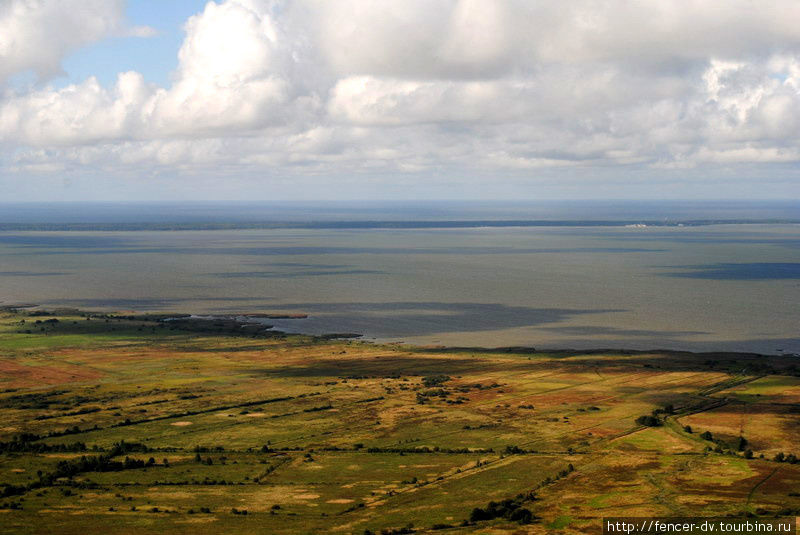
[0, 308, 798, 534]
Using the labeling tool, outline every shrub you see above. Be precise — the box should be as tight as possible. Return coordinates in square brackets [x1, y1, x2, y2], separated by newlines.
[469, 497, 537, 525]
[635, 415, 660, 427]
[470, 507, 491, 522]
[421, 375, 450, 388]
[509, 507, 533, 524]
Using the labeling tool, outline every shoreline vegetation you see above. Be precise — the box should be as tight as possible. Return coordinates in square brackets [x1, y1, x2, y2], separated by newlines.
[0, 306, 798, 534]
[0, 218, 798, 232]
[6, 304, 798, 357]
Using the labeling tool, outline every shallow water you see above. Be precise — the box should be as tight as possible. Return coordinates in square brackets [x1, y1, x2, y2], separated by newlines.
[0, 221, 798, 354]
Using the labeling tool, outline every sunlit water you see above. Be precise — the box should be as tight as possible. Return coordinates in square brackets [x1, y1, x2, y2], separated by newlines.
[1, 204, 798, 354]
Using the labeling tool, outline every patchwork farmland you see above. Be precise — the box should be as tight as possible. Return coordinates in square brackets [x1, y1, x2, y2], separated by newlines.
[0, 309, 798, 534]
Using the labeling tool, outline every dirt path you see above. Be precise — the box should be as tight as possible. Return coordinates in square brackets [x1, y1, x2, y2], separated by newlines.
[746, 467, 779, 506]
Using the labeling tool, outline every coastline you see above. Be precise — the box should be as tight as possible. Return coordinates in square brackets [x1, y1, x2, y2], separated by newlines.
[3, 304, 797, 360]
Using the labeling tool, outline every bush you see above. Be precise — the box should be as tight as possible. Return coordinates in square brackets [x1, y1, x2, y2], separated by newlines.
[469, 497, 537, 525]
[470, 507, 491, 522]
[700, 431, 713, 441]
[421, 375, 450, 388]
[509, 507, 533, 524]
[635, 415, 660, 427]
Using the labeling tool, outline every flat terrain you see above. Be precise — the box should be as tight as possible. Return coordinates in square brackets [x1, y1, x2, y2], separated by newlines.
[0, 309, 798, 534]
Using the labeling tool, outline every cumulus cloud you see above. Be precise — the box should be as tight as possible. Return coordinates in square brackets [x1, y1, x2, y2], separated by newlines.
[0, 0, 315, 144]
[1, 0, 800, 194]
[0, 0, 133, 83]
[293, 0, 800, 76]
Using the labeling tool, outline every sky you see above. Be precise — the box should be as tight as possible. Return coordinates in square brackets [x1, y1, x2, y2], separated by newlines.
[1, 0, 799, 201]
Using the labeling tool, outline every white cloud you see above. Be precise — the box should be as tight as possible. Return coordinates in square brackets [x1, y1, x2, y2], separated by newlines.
[0, 0, 126, 83]
[0, 0, 799, 198]
[293, 0, 800, 76]
[0, 0, 312, 143]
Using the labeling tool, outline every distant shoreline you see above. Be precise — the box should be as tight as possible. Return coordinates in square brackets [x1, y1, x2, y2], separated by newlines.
[1, 219, 798, 232]
[3, 305, 797, 359]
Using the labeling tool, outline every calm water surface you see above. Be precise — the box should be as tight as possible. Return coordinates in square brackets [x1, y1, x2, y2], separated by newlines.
[0, 218, 798, 354]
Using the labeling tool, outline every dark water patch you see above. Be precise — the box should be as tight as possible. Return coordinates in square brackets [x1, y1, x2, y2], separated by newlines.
[665, 263, 800, 280]
[559, 229, 800, 249]
[263, 302, 622, 337]
[261, 262, 351, 268]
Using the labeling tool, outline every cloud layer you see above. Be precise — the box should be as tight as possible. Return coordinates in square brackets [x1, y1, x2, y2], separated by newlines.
[1, 0, 800, 197]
